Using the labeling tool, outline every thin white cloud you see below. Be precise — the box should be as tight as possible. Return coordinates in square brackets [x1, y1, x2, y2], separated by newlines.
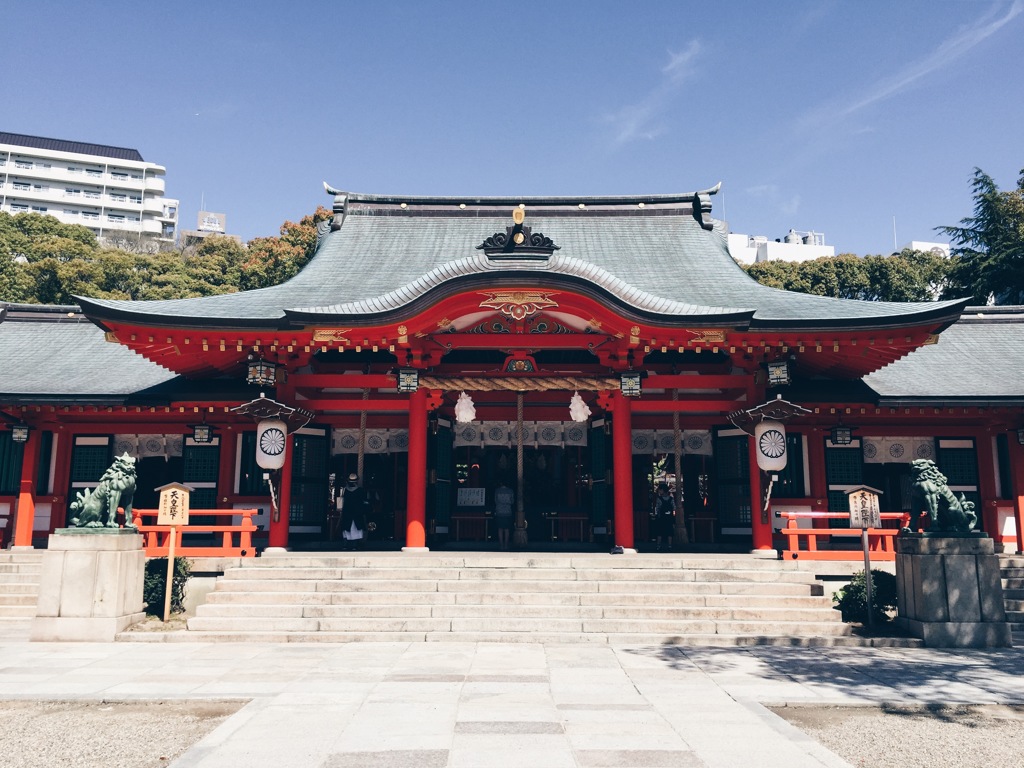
[602, 41, 704, 146]
[799, 1, 1022, 132]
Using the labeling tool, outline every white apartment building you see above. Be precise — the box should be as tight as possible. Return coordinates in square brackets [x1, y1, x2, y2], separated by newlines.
[0, 132, 178, 248]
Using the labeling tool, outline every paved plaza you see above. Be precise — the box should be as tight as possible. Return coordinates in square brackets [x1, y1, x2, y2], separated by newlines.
[1, 637, 1022, 767]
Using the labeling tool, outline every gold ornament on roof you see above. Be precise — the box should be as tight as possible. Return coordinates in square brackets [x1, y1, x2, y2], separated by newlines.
[479, 291, 559, 321]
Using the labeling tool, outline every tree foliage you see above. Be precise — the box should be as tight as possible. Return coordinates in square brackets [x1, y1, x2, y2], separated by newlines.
[937, 167, 1024, 304]
[0, 206, 333, 305]
[743, 250, 953, 301]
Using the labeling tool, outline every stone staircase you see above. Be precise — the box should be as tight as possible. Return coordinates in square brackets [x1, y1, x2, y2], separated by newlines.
[0, 550, 42, 640]
[1000, 554, 1024, 644]
[122, 552, 890, 646]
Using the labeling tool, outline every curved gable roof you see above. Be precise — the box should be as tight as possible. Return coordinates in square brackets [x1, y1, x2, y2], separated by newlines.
[77, 189, 967, 332]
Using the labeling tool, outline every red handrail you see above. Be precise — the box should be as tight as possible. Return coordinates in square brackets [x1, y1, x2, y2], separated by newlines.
[774, 510, 925, 561]
[131, 508, 258, 558]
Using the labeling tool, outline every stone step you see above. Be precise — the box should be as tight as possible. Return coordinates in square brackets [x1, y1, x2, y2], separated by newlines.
[1001, 578, 1024, 590]
[0, 563, 42, 574]
[0, 594, 38, 606]
[0, 582, 40, 595]
[0, 573, 40, 584]
[0, 618, 33, 641]
[0, 604, 36, 618]
[1000, 568, 1024, 579]
[251, 554, 807, 571]
[0, 553, 43, 563]
[222, 564, 819, 585]
[209, 576, 821, 597]
[1004, 599, 1024, 612]
[227, 604, 838, 622]
[116, 628, 922, 647]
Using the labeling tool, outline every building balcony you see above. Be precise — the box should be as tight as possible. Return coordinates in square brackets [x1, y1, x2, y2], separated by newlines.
[144, 176, 165, 194]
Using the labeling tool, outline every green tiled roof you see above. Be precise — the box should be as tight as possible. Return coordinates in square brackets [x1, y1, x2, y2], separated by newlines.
[77, 190, 967, 331]
[0, 305, 176, 402]
[865, 307, 1024, 404]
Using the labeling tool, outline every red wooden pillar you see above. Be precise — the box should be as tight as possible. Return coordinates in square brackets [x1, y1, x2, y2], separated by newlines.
[975, 433, 1000, 537]
[612, 390, 635, 550]
[406, 387, 428, 549]
[217, 428, 237, 506]
[50, 429, 73, 530]
[1008, 436, 1024, 554]
[12, 428, 41, 548]
[268, 434, 293, 549]
[808, 428, 829, 525]
[748, 436, 771, 550]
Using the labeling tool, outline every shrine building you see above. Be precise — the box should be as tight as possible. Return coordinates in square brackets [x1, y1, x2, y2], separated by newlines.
[2, 184, 1024, 556]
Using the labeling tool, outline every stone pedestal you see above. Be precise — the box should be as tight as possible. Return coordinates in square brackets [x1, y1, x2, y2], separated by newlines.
[31, 530, 146, 642]
[895, 534, 1012, 647]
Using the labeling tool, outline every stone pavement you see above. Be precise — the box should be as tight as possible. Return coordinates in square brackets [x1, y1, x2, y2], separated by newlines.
[1, 638, 1022, 768]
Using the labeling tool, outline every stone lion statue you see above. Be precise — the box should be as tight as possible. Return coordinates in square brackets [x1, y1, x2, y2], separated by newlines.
[69, 453, 138, 530]
[907, 458, 976, 534]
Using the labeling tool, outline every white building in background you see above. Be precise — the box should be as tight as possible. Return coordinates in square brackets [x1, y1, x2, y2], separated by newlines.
[901, 241, 950, 258]
[0, 132, 178, 249]
[728, 228, 835, 265]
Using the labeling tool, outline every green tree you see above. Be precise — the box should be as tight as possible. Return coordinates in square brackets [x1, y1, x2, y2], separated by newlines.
[938, 167, 1024, 304]
[239, 206, 333, 290]
[743, 251, 954, 302]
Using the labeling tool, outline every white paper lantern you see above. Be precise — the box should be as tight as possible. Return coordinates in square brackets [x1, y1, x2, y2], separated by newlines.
[256, 418, 288, 469]
[754, 420, 787, 472]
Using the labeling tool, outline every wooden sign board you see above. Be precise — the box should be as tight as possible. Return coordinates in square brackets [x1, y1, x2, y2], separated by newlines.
[847, 489, 881, 529]
[157, 484, 191, 526]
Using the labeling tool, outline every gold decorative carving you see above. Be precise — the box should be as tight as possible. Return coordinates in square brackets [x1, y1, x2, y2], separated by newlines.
[479, 291, 559, 321]
[923, 334, 940, 345]
[397, 325, 408, 335]
[689, 329, 727, 344]
[312, 328, 352, 343]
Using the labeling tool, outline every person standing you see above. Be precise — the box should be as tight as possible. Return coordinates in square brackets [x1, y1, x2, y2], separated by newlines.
[653, 482, 676, 552]
[494, 480, 514, 551]
[338, 473, 368, 549]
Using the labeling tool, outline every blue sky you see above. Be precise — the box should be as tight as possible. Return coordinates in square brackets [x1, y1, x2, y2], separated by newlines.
[5, 1, 1022, 256]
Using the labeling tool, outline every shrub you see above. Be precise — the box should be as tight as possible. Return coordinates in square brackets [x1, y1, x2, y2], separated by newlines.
[832, 569, 898, 624]
[143, 557, 192, 616]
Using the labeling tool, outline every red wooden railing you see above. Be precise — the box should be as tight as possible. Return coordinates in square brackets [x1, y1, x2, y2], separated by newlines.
[131, 508, 258, 558]
[775, 510, 923, 561]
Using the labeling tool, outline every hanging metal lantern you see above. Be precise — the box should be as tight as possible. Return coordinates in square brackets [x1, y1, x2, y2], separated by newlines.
[754, 420, 787, 472]
[246, 358, 278, 387]
[256, 418, 287, 469]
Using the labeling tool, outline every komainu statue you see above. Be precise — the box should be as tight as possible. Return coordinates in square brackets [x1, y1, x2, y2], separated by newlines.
[907, 458, 977, 534]
[69, 453, 138, 530]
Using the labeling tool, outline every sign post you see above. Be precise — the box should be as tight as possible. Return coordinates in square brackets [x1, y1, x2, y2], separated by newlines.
[846, 485, 883, 629]
[156, 483, 192, 622]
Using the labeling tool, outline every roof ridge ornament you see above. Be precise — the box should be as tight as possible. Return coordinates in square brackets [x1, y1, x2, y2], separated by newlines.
[692, 182, 721, 231]
[323, 181, 346, 231]
[477, 207, 560, 260]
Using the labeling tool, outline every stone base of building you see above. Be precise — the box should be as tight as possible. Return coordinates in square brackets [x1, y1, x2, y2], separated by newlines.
[30, 530, 145, 642]
[895, 533, 1012, 648]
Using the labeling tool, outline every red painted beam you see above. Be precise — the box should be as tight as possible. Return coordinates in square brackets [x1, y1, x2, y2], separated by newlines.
[290, 374, 399, 389]
[307, 399, 411, 411]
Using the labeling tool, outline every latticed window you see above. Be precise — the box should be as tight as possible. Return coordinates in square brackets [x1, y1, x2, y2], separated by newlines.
[70, 440, 112, 484]
[0, 433, 24, 495]
[937, 446, 978, 487]
[289, 433, 328, 526]
[714, 433, 751, 526]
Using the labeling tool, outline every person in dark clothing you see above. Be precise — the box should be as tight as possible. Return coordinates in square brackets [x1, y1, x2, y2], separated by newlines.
[338, 473, 369, 549]
[653, 482, 676, 552]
